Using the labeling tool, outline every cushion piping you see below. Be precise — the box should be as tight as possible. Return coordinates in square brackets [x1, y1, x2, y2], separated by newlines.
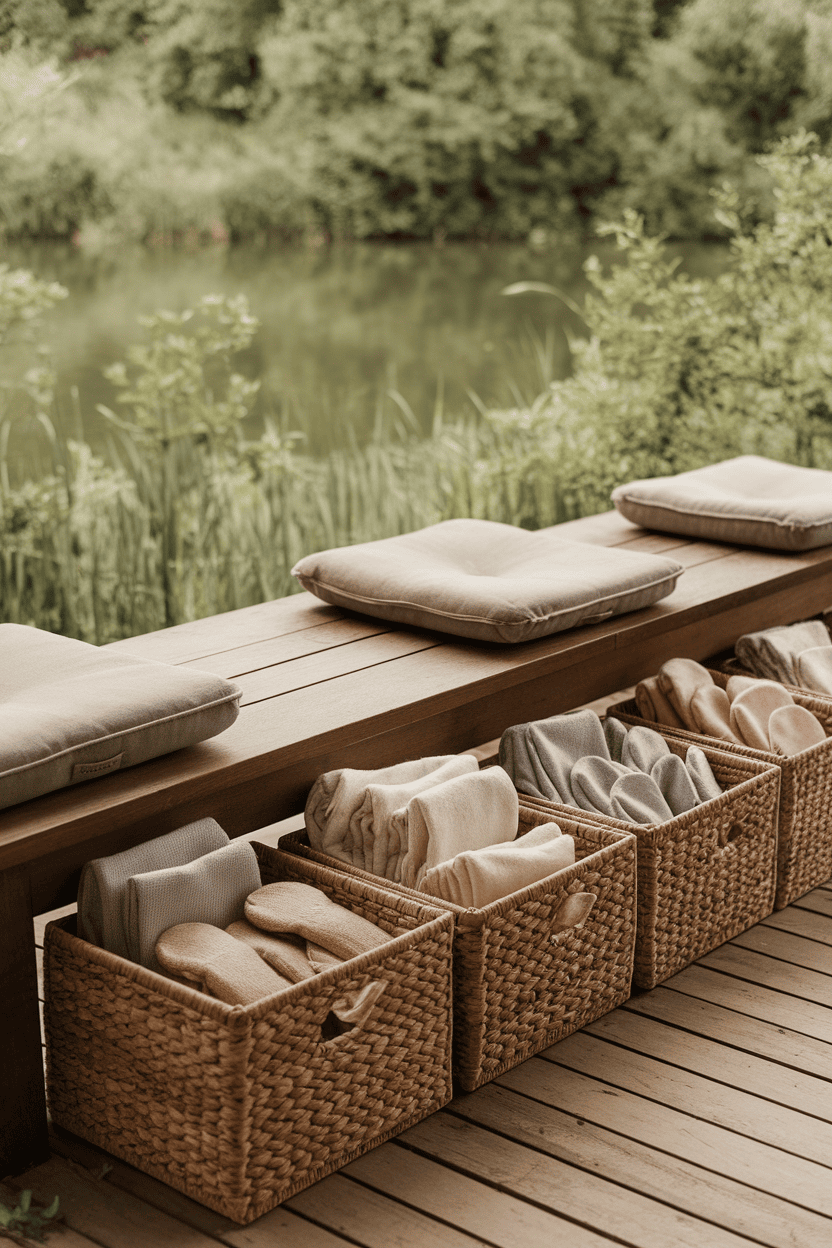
[2, 688, 241, 779]
[295, 567, 682, 627]
[613, 491, 826, 532]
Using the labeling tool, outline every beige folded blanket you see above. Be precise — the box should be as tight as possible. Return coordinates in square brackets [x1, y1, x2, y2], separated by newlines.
[736, 620, 830, 686]
[349, 755, 479, 879]
[77, 817, 229, 956]
[394, 766, 519, 890]
[156, 922, 290, 1005]
[420, 821, 575, 908]
[245, 881, 392, 961]
[304, 755, 472, 865]
[126, 839, 261, 972]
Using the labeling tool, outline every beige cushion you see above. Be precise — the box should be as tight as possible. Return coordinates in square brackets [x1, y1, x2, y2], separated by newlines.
[291, 519, 683, 643]
[0, 624, 241, 810]
[612, 456, 832, 551]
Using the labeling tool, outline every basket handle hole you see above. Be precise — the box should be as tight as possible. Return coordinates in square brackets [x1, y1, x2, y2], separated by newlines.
[718, 823, 744, 848]
[550, 892, 596, 943]
[320, 1012, 356, 1042]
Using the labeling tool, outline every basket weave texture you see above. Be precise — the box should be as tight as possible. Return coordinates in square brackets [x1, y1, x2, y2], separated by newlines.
[612, 668, 832, 909]
[280, 802, 637, 1092]
[510, 737, 780, 990]
[44, 844, 454, 1224]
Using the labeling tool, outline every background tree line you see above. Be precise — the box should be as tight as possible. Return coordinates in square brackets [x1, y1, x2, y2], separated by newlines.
[1, 0, 831, 244]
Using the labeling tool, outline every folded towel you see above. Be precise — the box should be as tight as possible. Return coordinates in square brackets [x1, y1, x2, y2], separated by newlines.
[634, 675, 686, 730]
[650, 752, 699, 816]
[516, 709, 610, 805]
[245, 881, 392, 961]
[420, 822, 575, 908]
[768, 703, 827, 756]
[725, 674, 762, 701]
[796, 646, 832, 695]
[226, 920, 325, 981]
[657, 659, 714, 732]
[604, 716, 628, 764]
[570, 756, 631, 818]
[729, 682, 794, 750]
[610, 771, 674, 825]
[156, 922, 290, 1005]
[126, 839, 261, 972]
[394, 766, 519, 889]
[349, 755, 479, 879]
[735, 620, 830, 686]
[690, 683, 741, 744]
[499, 723, 545, 800]
[684, 745, 723, 803]
[77, 817, 229, 956]
[304, 755, 466, 864]
[621, 724, 671, 773]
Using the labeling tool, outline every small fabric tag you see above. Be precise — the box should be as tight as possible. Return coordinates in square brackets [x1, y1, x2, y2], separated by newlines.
[72, 753, 123, 781]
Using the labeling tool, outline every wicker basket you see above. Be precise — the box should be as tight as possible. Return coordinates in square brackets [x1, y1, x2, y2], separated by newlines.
[499, 738, 780, 990]
[280, 801, 637, 1092]
[612, 669, 832, 909]
[44, 843, 454, 1224]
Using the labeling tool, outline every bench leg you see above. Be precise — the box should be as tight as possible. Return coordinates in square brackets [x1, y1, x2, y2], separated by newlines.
[0, 865, 49, 1177]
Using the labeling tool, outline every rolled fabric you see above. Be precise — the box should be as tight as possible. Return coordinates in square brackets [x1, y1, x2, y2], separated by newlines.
[126, 839, 261, 972]
[245, 881, 392, 961]
[610, 771, 674, 825]
[604, 716, 629, 764]
[690, 683, 742, 744]
[499, 723, 544, 800]
[735, 620, 831, 686]
[226, 920, 323, 981]
[304, 756, 465, 864]
[684, 745, 723, 804]
[156, 922, 291, 1005]
[76, 817, 229, 956]
[634, 675, 686, 730]
[656, 659, 714, 732]
[768, 703, 827, 756]
[621, 724, 671, 773]
[420, 822, 575, 909]
[524, 710, 610, 807]
[650, 752, 699, 817]
[725, 674, 763, 702]
[394, 766, 519, 889]
[796, 646, 832, 696]
[349, 755, 479, 878]
[570, 756, 631, 818]
[729, 682, 794, 751]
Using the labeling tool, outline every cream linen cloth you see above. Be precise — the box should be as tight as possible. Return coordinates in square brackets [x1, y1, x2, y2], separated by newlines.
[126, 839, 261, 972]
[420, 822, 575, 908]
[245, 881, 392, 960]
[796, 646, 832, 695]
[156, 923, 290, 1005]
[349, 755, 479, 879]
[394, 766, 519, 889]
[735, 620, 830, 686]
[304, 755, 473, 865]
[77, 817, 229, 956]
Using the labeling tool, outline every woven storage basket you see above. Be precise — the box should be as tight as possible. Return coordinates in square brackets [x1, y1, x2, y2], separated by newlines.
[44, 843, 454, 1224]
[280, 800, 637, 1092]
[498, 737, 780, 990]
[613, 669, 832, 908]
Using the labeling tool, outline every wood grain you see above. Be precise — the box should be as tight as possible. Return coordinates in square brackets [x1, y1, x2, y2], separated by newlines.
[664, 964, 832, 1042]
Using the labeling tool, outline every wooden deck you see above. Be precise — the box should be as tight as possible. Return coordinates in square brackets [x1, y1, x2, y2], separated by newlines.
[8, 876, 832, 1248]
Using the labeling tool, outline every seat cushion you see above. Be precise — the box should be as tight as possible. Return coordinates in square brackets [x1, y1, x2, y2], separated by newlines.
[612, 456, 832, 551]
[291, 518, 683, 643]
[0, 624, 241, 810]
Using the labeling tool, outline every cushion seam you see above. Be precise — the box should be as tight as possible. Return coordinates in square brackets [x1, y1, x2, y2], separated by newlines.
[297, 568, 683, 626]
[1, 689, 241, 779]
[614, 492, 827, 531]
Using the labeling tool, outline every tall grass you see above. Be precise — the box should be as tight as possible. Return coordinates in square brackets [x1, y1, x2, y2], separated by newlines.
[0, 284, 596, 644]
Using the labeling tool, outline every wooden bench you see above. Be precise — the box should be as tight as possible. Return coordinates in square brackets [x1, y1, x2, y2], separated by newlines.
[4, 508, 832, 1178]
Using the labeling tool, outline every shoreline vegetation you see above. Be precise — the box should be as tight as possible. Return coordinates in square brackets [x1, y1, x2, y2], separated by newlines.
[2, 135, 832, 644]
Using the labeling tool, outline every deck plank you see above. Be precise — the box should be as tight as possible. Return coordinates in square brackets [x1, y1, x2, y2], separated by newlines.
[544, 1031, 832, 1166]
[498, 1057, 832, 1215]
[759, 906, 832, 946]
[792, 890, 832, 919]
[450, 1082, 832, 1248]
[582, 1008, 832, 1119]
[730, 923, 832, 973]
[397, 1114, 758, 1248]
[664, 964, 832, 1042]
[696, 944, 832, 1008]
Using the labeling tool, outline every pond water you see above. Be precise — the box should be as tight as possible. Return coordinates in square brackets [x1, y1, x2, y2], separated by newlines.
[3, 237, 727, 463]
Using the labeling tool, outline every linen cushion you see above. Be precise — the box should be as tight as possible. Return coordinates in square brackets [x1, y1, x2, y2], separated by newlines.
[291, 518, 683, 643]
[612, 455, 832, 551]
[0, 623, 241, 810]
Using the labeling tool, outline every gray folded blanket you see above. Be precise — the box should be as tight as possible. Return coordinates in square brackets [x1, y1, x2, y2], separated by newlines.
[127, 839, 261, 972]
[735, 620, 830, 686]
[77, 817, 229, 956]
